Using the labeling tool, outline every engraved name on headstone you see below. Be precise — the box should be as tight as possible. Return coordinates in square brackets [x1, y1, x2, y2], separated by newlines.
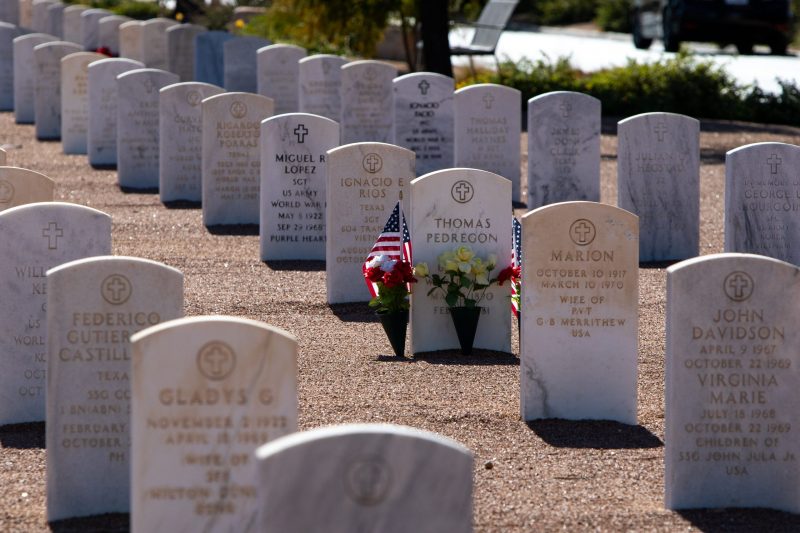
[256, 43, 306, 116]
[298, 54, 347, 122]
[340, 60, 396, 145]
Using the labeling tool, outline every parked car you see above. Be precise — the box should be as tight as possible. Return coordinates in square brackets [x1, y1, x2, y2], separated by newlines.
[631, 0, 793, 55]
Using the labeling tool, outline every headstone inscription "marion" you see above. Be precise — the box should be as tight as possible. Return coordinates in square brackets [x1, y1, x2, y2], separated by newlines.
[260, 113, 339, 260]
[116, 68, 179, 189]
[298, 54, 347, 122]
[33, 40, 81, 139]
[393, 72, 454, 176]
[527, 91, 600, 208]
[0, 166, 55, 212]
[666, 253, 800, 512]
[61, 51, 104, 154]
[454, 83, 521, 203]
[255, 424, 473, 533]
[159, 81, 225, 203]
[14, 33, 57, 123]
[326, 143, 413, 303]
[618, 112, 700, 262]
[340, 60, 396, 145]
[724, 142, 800, 264]
[194, 30, 233, 87]
[521, 201, 639, 424]
[166, 23, 206, 82]
[87, 57, 144, 166]
[130, 316, 298, 532]
[202, 92, 274, 226]
[256, 43, 306, 115]
[46, 256, 183, 521]
[0, 202, 111, 425]
[410, 168, 511, 354]
[223, 35, 270, 92]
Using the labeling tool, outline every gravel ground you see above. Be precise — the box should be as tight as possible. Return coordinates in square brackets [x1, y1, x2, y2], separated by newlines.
[2, 112, 800, 532]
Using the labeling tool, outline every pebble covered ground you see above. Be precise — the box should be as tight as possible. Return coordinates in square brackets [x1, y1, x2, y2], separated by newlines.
[2, 112, 800, 532]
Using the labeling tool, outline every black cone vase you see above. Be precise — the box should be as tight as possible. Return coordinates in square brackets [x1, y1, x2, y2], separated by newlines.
[377, 310, 408, 357]
[449, 306, 482, 355]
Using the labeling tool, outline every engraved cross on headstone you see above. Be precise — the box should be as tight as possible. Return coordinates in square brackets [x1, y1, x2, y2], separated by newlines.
[573, 221, 592, 242]
[767, 154, 782, 174]
[454, 182, 471, 202]
[654, 122, 668, 141]
[203, 346, 229, 377]
[105, 277, 127, 301]
[417, 79, 430, 95]
[294, 124, 308, 143]
[365, 154, 381, 173]
[559, 102, 571, 118]
[42, 222, 63, 250]
[727, 273, 751, 299]
[482, 92, 494, 110]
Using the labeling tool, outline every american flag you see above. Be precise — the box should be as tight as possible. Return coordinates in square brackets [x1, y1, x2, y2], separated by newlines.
[363, 201, 412, 298]
[511, 217, 522, 317]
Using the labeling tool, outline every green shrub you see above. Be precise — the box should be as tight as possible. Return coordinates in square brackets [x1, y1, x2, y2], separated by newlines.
[111, 1, 162, 20]
[595, 0, 631, 32]
[518, 0, 597, 26]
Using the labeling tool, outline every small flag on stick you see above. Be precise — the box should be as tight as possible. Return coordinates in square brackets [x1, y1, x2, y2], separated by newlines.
[362, 201, 412, 298]
[511, 217, 522, 317]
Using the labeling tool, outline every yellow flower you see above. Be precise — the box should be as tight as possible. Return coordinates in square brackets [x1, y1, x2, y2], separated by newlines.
[235, 19, 245, 29]
[438, 250, 455, 268]
[455, 246, 474, 262]
[414, 262, 429, 277]
[444, 260, 458, 272]
[471, 257, 487, 275]
[475, 273, 489, 285]
[175, 12, 184, 22]
[458, 261, 472, 273]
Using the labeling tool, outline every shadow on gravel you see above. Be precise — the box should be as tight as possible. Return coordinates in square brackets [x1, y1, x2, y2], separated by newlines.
[206, 224, 259, 236]
[677, 508, 800, 532]
[49, 512, 128, 532]
[412, 350, 518, 366]
[89, 164, 117, 171]
[119, 186, 159, 194]
[265, 260, 325, 272]
[329, 302, 378, 323]
[0, 422, 45, 449]
[163, 200, 201, 210]
[527, 419, 662, 449]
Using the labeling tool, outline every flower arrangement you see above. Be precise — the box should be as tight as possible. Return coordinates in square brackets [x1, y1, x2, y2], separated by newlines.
[364, 255, 417, 313]
[414, 246, 517, 308]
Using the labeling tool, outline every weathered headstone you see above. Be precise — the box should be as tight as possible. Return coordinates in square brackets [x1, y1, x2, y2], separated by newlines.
[256, 43, 305, 116]
[116, 68, 179, 189]
[0, 202, 111, 425]
[30, 0, 55, 33]
[0, 0, 19, 25]
[62, 4, 88, 44]
[260, 113, 339, 260]
[118, 19, 143, 62]
[527, 91, 600, 208]
[159, 81, 225, 202]
[223, 35, 270, 92]
[33, 40, 81, 139]
[0, 167, 54, 212]
[46, 256, 183, 521]
[255, 424, 473, 533]
[393, 72, 454, 176]
[87, 57, 144, 166]
[410, 168, 511, 354]
[618, 112, 700, 262]
[326, 143, 413, 303]
[724, 142, 800, 264]
[298, 54, 347, 122]
[665, 253, 800, 512]
[61, 51, 104, 154]
[166, 23, 206, 82]
[0, 22, 16, 111]
[130, 316, 298, 532]
[97, 15, 130, 56]
[140, 17, 177, 71]
[45, 2, 63, 38]
[455, 84, 521, 203]
[202, 92, 273, 226]
[80, 8, 110, 51]
[520, 201, 639, 423]
[13, 32, 57, 122]
[340, 60, 396, 145]
[194, 30, 233, 87]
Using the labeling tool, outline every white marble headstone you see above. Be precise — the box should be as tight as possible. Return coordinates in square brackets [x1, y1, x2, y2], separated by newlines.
[255, 424, 473, 533]
[140, 17, 177, 70]
[31, 0, 55, 33]
[116, 68, 179, 189]
[666, 253, 800, 512]
[62, 4, 88, 44]
[130, 316, 298, 533]
[0, 0, 19, 25]
[0, 22, 16, 111]
[724, 142, 800, 264]
[159, 81, 225, 202]
[618, 112, 700, 262]
[87, 57, 144, 166]
[260, 113, 339, 260]
[0, 166, 54, 212]
[410, 168, 512, 354]
[392, 72, 454, 176]
[455, 84, 521, 203]
[521, 201, 639, 423]
[166, 23, 206, 82]
[46, 256, 183, 522]
[118, 19, 143, 62]
[33, 40, 81, 139]
[97, 15, 130, 56]
[194, 30, 233, 87]
[527, 91, 600, 208]
[61, 51, 104, 154]
[45, 2, 64, 38]
[256, 43, 305, 116]
[326, 142, 413, 303]
[202, 92, 274, 226]
[0, 202, 111, 425]
[79, 8, 110, 51]
[223, 35, 270, 92]
[13, 33, 57, 123]
[298, 54, 347, 122]
[340, 60, 396, 145]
